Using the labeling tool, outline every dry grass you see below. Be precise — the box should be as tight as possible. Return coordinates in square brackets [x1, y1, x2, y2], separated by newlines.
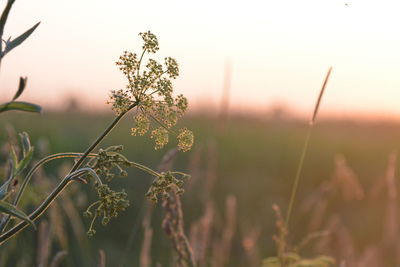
[139, 205, 154, 267]
[211, 195, 237, 267]
[162, 190, 196, 267]
[189, 200, 214, 266]
[97, 249, 106, 267]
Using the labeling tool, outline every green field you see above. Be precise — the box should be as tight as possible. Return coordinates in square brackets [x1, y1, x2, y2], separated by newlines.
[1, 111, 400, 266]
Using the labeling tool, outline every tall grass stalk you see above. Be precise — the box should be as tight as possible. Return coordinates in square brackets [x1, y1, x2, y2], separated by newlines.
[285, 67, 332, 228]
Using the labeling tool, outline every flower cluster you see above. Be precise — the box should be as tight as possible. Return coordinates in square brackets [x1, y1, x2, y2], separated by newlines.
[108, 31, 194, 151]
[177, 128, 194, 152]
[84, 184, 129, 237]
[88, 145, 131, 182]
[146, 171, 190, 203]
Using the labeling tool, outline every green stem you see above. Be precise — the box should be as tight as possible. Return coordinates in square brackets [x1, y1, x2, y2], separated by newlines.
[0, 167, 104, 245]
[0, 173, 72, 245]
[88, 214, 98, 232]
[285, 128, 312, 228]
[284, 68, 331, 229]
[70, 167, 103, 185]
[70, 102, 138, 173]
[0, 153, 96, 233]
[15, 153, 95, 207]
[170, 171, 189, 177]
[137, 49, 146, 76]
[129, 161, 160, 177]
[147, 112, 177, 135]
[0, 102, 138, 244]
[85, 201, 100, 213]
[0, 0, 16, 60]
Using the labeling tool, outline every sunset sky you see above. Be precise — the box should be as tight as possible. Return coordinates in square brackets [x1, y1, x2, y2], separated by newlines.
[1, 0, 400, 117]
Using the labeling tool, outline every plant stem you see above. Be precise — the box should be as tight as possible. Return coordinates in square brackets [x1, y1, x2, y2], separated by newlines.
[70, 102, 138, 173]
[0, 168, 95, 244]
[285, 67, 331, 229]
[129, 161, 160, 177]
[15, 153, 95, 206]
[0, 173, 71, 245]
[0, 0, 16, 62]
[0, 153, 96, 233]
[285, 127, 312, 228]
[0, 102, 138, 244]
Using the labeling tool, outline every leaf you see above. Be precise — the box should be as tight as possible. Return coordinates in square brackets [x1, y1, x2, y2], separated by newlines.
[15, 147, 34, 176]
[0, 179, 12, 200]
[12, 77, 27, 100]
[0, 101, 42, 113]
[2, 22, 40, 56]
[10, 146, 18, 177]
[0, 0, 15, 41]
[0, 200, 36, 229]
[19, 132, 32, 157]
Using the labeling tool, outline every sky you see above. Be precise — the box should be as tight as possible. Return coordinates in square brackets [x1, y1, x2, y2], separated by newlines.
[1, 0, 400, 118]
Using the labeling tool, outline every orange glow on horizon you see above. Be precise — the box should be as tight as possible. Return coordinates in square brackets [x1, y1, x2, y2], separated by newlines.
[1, 0, 400, 118]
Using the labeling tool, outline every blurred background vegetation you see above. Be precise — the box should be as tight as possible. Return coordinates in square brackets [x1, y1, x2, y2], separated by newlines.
[1, 108, 400, 266]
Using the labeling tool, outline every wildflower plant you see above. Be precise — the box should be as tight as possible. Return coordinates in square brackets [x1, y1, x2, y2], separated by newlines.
[262, 205, 334, 267]
[0, 28, 194, 244]
[82, 145, 191, 235]
[84, 184, 130, 237]
[109, 31, 194, 151]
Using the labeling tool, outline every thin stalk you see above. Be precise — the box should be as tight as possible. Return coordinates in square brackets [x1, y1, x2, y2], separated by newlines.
[169, 171, 189, 177]
[15, 153, 96, 206]
[0, 173, 72, 245]
[70, 167, 103, 185]
[285, 67, 332, 228]
[285, 128, 312, 227]
[0, 0, 16, 71]
[147, 111, 177, 135]
[0, 102, 138, 244]
[0, 0, 16, 58]
[85, 201, 100, 214]
[137, 49, 146, 76]
[0, 165, 107, 244]
[88, 213, 98, 232]
[129, 161, 160, 177]
[0, 153, 96, 233]
[70, 102, 138, 173]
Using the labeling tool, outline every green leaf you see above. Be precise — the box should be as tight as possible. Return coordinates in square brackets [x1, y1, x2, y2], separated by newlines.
[0, 179, 11, 200]
[0, 101, 42, 113]
[0, 1, 15, 43]
[12, 77, 27, 100]
[0, 200, 36, 229]
[2, 22, 40, 56]
[19, 132, 32, 157]
[15, 147, 33, 176]
[10, 146, 18, 177]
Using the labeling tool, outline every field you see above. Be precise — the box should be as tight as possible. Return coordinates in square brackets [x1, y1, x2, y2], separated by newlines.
[2, 111, 400, 266]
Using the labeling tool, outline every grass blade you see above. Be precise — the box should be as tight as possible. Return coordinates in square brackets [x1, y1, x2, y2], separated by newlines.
[0, 200, 36, 229]
[12, 77, 27, 100]
[285, 67, 332, 228]
[2, 22, 40, 57]
[0, 101, 42, 113]
[310, 67, 332, 125]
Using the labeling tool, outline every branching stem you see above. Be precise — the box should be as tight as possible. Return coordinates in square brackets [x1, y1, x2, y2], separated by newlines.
[0, 152, 96, 233]
[129, 161, 160, 177]
[70, 102, 138, 174]
[0, 102, 138, 244]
